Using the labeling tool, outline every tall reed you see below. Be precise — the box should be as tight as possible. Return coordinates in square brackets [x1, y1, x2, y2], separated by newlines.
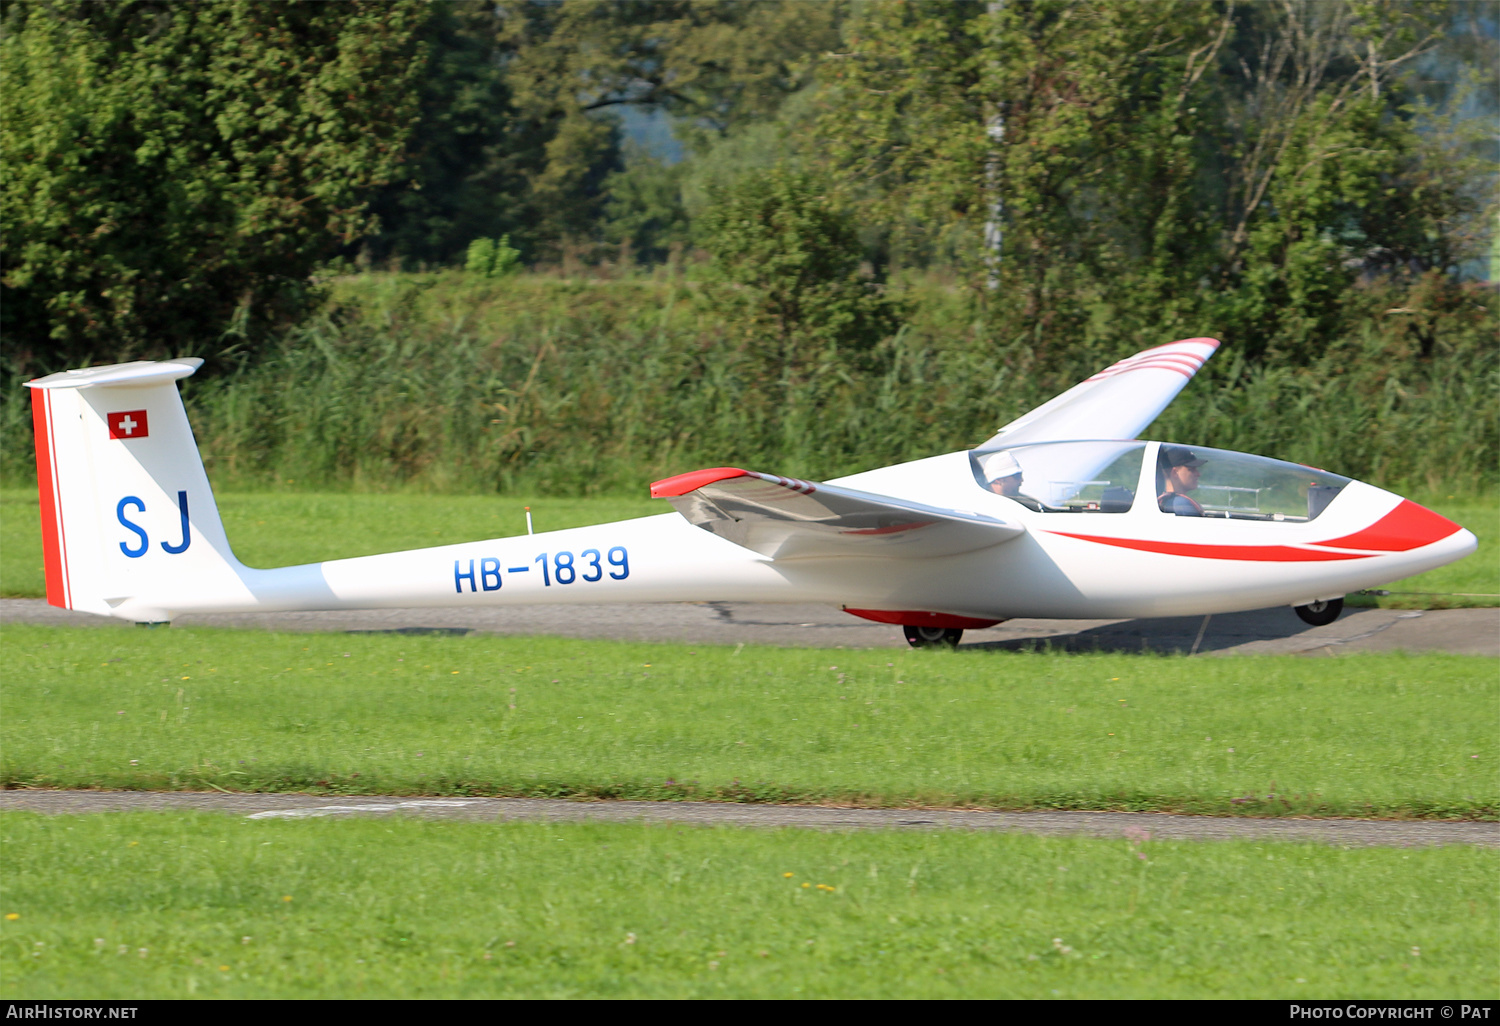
[3, 272, 1494, 497]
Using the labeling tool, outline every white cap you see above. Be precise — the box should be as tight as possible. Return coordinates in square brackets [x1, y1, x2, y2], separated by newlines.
[981, 450, 1022, 479]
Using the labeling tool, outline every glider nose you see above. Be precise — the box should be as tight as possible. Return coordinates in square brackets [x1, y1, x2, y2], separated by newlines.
[1315, 497, 1475, 560]
[1437, 519, 1479, 562]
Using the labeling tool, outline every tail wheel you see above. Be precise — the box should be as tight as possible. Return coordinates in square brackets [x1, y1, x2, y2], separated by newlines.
[903, 625, 963, 649]
[1294, 596, 1344, 626]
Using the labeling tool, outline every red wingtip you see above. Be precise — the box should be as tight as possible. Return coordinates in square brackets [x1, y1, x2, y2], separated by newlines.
[650, 467, 751, 498]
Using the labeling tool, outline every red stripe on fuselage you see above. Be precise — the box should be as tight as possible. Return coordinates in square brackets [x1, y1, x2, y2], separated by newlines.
[31, 389, 69, 607]
[1047, 531, 1375, 562]
[1310, 500, 1461, 552]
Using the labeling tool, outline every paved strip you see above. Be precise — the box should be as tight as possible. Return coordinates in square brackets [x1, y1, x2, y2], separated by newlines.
[3, 599, 1497, 656]
[2, 791, 1494, 848]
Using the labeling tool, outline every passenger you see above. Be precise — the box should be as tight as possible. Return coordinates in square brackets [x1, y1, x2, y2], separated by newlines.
[983, 450, 1045, 510]
[1158, 446, 1206, 516]
[985, 451, 1025, 497]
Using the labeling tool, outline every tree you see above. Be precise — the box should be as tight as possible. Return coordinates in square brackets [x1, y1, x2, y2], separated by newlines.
[356, 1, 532, 268]
[601, 146, 693, 265]
[0, 0, 427, 372]
[486, 0, 843, 254]
[813, 0, 1233, 355]
[349, 0, 851, 268]
[498, 0, 842, 146]
[810, 0, 1483, 366]
[811, 0, 990, 270]
[698, 167, 898, 380]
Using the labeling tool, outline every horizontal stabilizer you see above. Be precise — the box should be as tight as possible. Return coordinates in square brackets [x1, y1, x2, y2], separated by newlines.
[651, 467, 1025, 559]
[27, 359, 203, 390]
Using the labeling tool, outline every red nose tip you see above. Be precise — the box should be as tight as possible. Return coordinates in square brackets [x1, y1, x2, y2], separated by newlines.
[1312, 500, 1463, 552]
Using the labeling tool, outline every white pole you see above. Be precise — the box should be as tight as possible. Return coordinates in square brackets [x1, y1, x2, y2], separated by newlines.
[984, 0, 1004, 291]
[525, 506, 533, 535]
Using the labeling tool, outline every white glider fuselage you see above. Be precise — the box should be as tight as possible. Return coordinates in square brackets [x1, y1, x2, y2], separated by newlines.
[236, 453, 1471, 624]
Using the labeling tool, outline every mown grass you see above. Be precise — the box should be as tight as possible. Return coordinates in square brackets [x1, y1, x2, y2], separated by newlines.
[2, 812, 1494, 999]
[2, 626, 1494, 818]
[2, 488, 1493, 605]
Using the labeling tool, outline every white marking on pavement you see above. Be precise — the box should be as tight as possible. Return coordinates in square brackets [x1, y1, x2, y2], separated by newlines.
[247, 799, 480, 820]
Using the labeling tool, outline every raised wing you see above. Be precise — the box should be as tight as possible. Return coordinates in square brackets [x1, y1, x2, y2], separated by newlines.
[650, 468, 1025, 560]
[979, 337, 1220, 449]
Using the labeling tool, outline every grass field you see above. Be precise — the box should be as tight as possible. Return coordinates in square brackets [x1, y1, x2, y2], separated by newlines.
[3, 572, 1495, 1000]
[2, 488, 1492, 605]
[3, 625, 1494, 818]
[2, 812, 1494, 999]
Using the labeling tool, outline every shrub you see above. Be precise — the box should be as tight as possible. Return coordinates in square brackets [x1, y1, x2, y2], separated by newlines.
[465, 236, 523, 278]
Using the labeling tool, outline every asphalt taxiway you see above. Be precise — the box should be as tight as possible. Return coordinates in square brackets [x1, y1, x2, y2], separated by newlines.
[2, 791, 1494, 848]
[3, 598, 1496, 656]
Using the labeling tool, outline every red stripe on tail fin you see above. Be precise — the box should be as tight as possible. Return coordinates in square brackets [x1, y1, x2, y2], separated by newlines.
[31, 388, 69, 608]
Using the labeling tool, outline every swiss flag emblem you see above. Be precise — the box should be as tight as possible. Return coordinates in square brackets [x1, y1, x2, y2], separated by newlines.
[107, 410, 149, 440]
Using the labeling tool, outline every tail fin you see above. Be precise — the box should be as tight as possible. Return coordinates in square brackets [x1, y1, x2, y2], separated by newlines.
[27, 360, 252, 621]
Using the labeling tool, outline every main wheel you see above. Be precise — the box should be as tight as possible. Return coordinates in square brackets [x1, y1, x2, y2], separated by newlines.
[1294, 596, 1344, 626]
[903, 625, 963, 648]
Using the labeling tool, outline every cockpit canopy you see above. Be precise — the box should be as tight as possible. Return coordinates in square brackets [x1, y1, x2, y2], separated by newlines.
[972, 441, 1145, 513]
[970, 441, 1351, 522]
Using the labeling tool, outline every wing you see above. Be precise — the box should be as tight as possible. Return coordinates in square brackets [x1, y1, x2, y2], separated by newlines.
[979, 337, 1220, 448]
[650, 468, 1025, 560]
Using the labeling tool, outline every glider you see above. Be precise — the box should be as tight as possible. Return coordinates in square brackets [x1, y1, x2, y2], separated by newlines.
[27, 337, 1475, 646]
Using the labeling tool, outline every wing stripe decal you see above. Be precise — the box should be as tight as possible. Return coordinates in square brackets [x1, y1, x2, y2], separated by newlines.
[1085, 355, 1206, 382]
[1047, 531, 1375, 562]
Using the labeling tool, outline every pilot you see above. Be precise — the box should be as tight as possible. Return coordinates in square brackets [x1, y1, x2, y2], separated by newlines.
[984, 450, 1025, 497]
[1158, 446, 1206, 516]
